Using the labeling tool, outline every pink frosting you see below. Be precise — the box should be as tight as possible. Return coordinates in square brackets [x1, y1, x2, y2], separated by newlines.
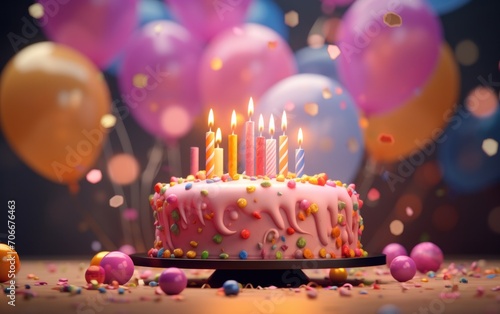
[151, 177, 365, 260]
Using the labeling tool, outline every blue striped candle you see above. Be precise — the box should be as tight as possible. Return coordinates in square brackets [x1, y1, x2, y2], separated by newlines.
[295, 128, 304, 177]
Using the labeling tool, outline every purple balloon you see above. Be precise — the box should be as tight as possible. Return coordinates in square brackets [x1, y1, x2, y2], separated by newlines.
[159, 267, 187, 295]
[119, 20, 203, 143]
[336, 0, 442, 115]
[390, 256, 417, 282]
[410, 242, 444, 273]
[382, 243, 408, 267]
[37, 0, 138, 69]
[199, 23, 297, 136]
[100, 251, 135, 285]
[165, 0, 252, 42]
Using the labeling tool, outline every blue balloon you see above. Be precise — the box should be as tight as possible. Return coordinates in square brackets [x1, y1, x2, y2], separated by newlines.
[425, 0, 470, 15]
[437, 106, 500, 193]
[256, 74, 364, 183]
[295, 45, 338, 80]
[246, 0, 289, 40]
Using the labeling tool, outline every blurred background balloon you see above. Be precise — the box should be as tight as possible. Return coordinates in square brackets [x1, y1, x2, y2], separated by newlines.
[0, 42, 111, 187]
[336, 0, 443, 115]
[139, 0, 174, 26]
[118, 20, 203, 144]
[257, 74, 364, 183]
[437, 103, 500, 194]
[164, 0, 252, 43]
[425, 0, 471, 15]
[364, 44, 460, 162]
[320, 0, 356, 14]
[246, 0, 289, 40]
[295, 45, 339, 80]
[198, 23, 297, 135]
[37, 0, 139, 69]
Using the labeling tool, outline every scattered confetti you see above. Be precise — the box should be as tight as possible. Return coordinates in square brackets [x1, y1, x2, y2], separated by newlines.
[383, 12, 402, 27]
[378, 134, 394, 144]
[109, 195, 124, 208]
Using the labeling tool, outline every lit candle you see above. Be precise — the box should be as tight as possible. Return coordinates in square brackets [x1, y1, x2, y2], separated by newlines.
[256, 114, 266, 176]
[214, 128, 223, 177]
[190, 146, 199, 176]
[265, 114, 277, 177]
[279, 111, 288, 176]
[245, 98, 255, 176]
[206, 109, 215, 179]
[295, 128, 305, 178]
[228, 110, 238, 178]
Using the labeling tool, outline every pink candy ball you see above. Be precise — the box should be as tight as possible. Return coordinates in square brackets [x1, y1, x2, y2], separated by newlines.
[410, 242, 444, 273]
[85, 265, 106, 284]
[390, 256, 416, 282]
[159, 267, 187, 295]
[382, 243, 408, 267]
[100, 251, 135, 285]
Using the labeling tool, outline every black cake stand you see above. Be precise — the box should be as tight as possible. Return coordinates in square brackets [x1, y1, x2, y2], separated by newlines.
[130, 253, 386, 288]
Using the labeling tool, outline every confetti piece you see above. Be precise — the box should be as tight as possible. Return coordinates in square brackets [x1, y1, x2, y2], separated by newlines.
[378, 134, 394, 144]
[383, 12, 402, 27]
[327, 45, 341, 60]
[284, 11, 299, 27]
[268, 41, 278, 49]
[338, 287, 352, 297]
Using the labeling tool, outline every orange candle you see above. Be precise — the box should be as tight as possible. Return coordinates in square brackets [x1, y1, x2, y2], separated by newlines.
[214, 128, 223, 177]
[256, 114, 266, 176]
[279, 111, 288, 176]
[228, 110, 238, 178]
[206, 109, 215, 178]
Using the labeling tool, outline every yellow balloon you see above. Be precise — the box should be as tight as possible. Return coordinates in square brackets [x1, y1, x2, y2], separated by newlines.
[0, 42, 111, 186]
[0, 243, 20, 283]
[364, 44, 460, 162]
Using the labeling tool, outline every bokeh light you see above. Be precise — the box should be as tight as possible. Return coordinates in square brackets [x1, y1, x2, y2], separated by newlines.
[367, 188, 380, 202]
[160, 105, 192, 140]
[455, 39, 479, 66]
[395, 194, 422, 222]
[91, 241, 102, 252]
[488, 207, 500, 234]
[123, 208, 139, 221]
[466, 86, 498, 118]
[432, 204, 459, 232]
[284, 11, 299, 27]
[119, 244, 136, 255]
[482, 138, 498, 157]
[86, 169, 102, 184]
[100, 114, 117, 129]
[389, 220, 404, 236]
[107, 153, 140, 185]
[327, 45, 341, 60]
[109, 195, 124, 208]
[414, 161, 442, 187]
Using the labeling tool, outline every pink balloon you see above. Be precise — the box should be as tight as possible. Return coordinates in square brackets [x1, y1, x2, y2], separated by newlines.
[198, 23, 297, 134]
[119, 20, 203, 142]
[37, 0, 138, 69]
[336, 0, 442, 115]
[165, 0, 252, 42]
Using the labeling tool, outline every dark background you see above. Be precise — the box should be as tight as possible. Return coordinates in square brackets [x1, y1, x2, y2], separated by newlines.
[1, 0, 499, 257]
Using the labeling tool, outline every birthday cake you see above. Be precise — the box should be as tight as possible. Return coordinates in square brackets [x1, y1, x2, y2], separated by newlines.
[148, 173, 366, 260]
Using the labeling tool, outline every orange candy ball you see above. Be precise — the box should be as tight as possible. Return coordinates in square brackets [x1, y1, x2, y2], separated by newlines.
[0, 243, 20, 282]
[329, 267, 348, 284]
[90, 251, 110, 266]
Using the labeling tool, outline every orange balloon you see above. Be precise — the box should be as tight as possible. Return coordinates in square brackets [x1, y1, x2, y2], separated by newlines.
[0, 42, 111, 186]
[0, 243, 20, 283]
[364, 44, 460, 162]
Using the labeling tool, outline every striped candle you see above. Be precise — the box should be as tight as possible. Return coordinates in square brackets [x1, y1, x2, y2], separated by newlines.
[256, 114, 266, 176]
[206, 109, 215, 178]
[265, 114, 277, 176]
[295, 128, 305, 178]
[278, 111, 288, 176]
[245, 98, 255, 176]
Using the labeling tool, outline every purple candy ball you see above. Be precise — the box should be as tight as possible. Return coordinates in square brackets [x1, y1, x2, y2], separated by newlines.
[100, 251, 135, 285]
[390, 256, 416, 282]
[159, 267, 187, 295]
[382, 243, 408, 267]
[410, 242, 444, 273]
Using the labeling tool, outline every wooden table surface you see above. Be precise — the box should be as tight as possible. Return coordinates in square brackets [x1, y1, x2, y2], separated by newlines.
[1, 257, 499, 314]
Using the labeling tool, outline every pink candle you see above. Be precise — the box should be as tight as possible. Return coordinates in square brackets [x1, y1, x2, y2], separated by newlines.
[245, 98, 255, 176]
[190, 147, 199, 175]
[265, 114, 277, 177]
[256, 114, 266, 176]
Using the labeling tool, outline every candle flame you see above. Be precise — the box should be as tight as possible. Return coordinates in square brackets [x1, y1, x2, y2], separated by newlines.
[208, 108, 214, 129]
[269, 114, 275, 137]
[298, 128, 303, 147]
[231, 110, 237, 133]
[258, 114, 264, 133]
[216, 128, 222, 146]
[248, 97, 254, 119]
[281, 111, 287, 133]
